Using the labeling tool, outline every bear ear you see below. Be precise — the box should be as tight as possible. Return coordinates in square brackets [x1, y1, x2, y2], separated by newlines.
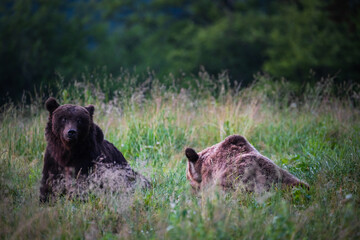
[185, 148, 199, 162]
[85, 105, 95, 117]
[45, 97, 60, 114]
[227, 135, 247, 146]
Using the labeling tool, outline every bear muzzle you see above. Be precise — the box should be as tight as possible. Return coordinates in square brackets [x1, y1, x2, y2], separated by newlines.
[63, 128, 78, 144]
[67, 129, 77, 139]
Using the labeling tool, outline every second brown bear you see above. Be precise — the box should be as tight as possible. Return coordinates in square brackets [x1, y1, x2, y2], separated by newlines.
[185, 135, 309, 192]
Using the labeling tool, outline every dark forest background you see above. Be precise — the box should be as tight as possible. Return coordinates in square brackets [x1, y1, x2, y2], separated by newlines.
[1, 0, 359, 104]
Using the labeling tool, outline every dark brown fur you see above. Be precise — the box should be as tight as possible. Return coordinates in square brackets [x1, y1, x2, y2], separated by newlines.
[185, 135, 309, 192]
[40, 97, 150, 202]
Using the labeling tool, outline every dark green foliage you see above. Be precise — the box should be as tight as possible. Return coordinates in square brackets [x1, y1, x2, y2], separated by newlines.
[0, 0, 90, 102]
[264, 0, 360, 82]
[1, 0, 360, 104]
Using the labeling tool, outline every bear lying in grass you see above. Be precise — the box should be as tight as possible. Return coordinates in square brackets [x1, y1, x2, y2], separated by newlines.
[185, 135, 309, 192]
[40, 97, 150, 202]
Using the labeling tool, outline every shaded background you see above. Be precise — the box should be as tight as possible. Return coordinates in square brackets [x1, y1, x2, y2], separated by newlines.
[1, 0, 359, 104]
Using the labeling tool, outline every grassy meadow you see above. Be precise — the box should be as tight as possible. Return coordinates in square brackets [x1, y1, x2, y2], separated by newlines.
[1, 73, 359, 239]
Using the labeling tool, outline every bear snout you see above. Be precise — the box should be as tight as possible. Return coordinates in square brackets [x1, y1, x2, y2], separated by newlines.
[67, 129, 77, 139]
[62, 126, 78, 143]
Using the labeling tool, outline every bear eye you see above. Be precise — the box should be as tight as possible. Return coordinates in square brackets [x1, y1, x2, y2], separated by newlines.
[77, 119, 82, 124]
[61, 117, 66, 122]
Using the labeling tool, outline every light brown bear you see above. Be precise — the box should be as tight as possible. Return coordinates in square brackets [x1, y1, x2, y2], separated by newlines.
[185, 135, 309, 192]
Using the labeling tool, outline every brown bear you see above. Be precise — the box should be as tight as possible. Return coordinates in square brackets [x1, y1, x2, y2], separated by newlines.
[185, 135, 309, 193]
[40, 97, 150, 202]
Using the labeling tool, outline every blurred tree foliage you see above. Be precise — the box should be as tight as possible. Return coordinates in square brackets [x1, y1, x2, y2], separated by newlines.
[1, 0, 359, 103]
[0, 0, 87, 101]
[264, 0, 360, 82]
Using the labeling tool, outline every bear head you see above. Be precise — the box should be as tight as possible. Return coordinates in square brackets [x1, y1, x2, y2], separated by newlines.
[45, 97, 95, 148]
[184, 135, 259, 190]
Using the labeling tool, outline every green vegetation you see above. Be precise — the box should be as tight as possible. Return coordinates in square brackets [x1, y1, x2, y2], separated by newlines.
[1, 73, 359, 239]
[1, 0, 359, 103]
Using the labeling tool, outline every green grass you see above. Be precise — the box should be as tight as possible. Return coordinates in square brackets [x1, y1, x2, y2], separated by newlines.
[1, 74, 359, 239]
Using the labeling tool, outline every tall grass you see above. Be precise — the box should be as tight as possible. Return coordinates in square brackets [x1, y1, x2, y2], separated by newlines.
[0, 72, 359, 239]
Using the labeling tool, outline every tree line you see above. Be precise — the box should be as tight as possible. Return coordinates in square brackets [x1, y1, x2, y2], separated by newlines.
[1, 0, 359, 103]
